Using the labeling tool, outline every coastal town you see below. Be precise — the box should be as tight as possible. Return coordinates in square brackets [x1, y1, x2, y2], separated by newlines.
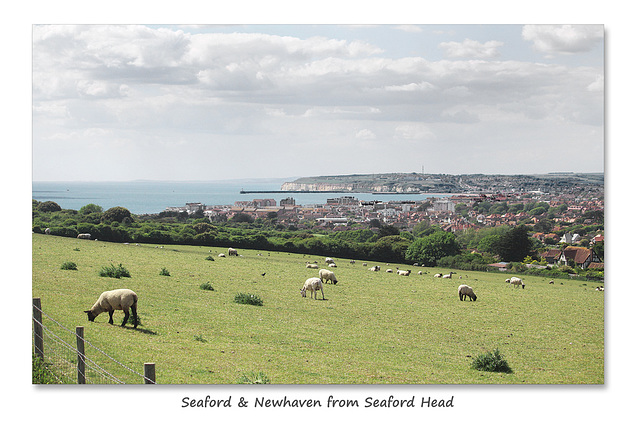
[162, 173, 604, 269]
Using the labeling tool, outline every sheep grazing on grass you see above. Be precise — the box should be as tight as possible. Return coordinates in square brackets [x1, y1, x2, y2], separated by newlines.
[319, 268, 338, 284]
[595, 286, 604, 291]
[397, 269, 411, 276]
[369, 265, 380, 271]
[218, 253, 226, 257]
[84, 289, 138, 328]
[417, 271, 423, 275]
[77, 233, 91, 240]
[44, 228, 51, 235]
[306, 263, 319, 269]
[434, 273, 442, 278]
[349, 260, 356, 265]
[509, 277, 525, 289]
[228, 248, 238, 256]
[301, 277, 325, 300]
[458, 285, 477, 301]
[386, 268, 393, 273]
[325, 257, 335, 264]
[329, 262, 337, 268]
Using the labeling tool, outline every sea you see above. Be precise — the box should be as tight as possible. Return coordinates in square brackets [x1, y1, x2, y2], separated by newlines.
[32, 179, 453, 215]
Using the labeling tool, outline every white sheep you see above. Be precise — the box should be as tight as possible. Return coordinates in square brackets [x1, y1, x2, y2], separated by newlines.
[301, 277, 325, 300]
[84, 289, 138, 328]
[458, 284, 477, 301]
[306, 263, 319, 269]
[325, 257, 335, 264]
[510, 277, 525, 289]
[77, 233, 91, 240]
[386, 268, 393, 273]
[44, 228, 50, 235]
[329, 262, 337, 268]
[218, 253, 226, 257]
[319, 269, 338, 284]
[434, 273, 442, 278]
[442, 272, 454, 279]
[228, 248, 238, 256]
[369, 265, 380, 271]
[397, 269, 411, 276]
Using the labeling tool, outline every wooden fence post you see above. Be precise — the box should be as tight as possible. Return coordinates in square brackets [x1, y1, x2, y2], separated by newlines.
[144, 363, 155, 384]
[33, 298, 44, 360]
[76, 326, 86, 384]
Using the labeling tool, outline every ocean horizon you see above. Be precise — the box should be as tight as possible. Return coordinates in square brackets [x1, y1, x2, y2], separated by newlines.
[32, 179, 452, 215]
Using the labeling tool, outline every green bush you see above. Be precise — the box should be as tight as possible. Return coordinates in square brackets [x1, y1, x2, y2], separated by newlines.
[194, 334, 207, 343]
[234, 292, 263, 306]
[200, 282, 215, 291]
[32, 354, 59, 384]
[60, 261, 78, 270]
[205, 255, 215, 261]
[471, 348, 513, 373]
[238, 371, 270, 384]
[160, 267, 171, 276]
[99, 263, 131, 278]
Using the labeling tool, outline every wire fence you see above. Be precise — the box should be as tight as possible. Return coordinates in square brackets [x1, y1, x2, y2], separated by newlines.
[32, 298, 155, 384]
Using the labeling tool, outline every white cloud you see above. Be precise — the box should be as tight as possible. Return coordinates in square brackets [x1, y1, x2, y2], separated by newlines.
[522, 24, 604, 55]
[439, 39, 503, 59]
[355, 129, 376, 140]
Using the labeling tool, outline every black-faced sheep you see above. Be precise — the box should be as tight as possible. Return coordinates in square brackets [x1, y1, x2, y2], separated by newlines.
[458, 284, 477, 301]
[228, 248, 238, 256]
[301, 277, 325, 300]
[369, 265, 380, 271]
[319, 268, 338, 284]
[328, 262, 337, 268]
[397, 269, 411, 276]
[509, 277, 525, 289]
[84, 289, 138, 328]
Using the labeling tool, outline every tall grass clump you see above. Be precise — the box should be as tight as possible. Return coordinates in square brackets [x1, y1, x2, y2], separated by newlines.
[60, 261, 77, 270]
[99, 263, 131, 278]
[238, 371, 270, 384]
[159, 267, 171, 276]
[234, 293, 263, 306]
[205, 255, 215, 261]
[471, 348, 513, 373]
[199, 282, 215, 291]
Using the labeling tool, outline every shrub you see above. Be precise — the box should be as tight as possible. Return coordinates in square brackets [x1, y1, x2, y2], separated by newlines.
[160, 267, 171, 276]
[471, 348, 513, 373]
[205, 255, 215, 261]
[200, 282, 215, 291]
[238, 371, 270, 384]
[32, 354, 59, 384]
[194, 334, 207, 343]
[99, 263, 131, 278]
[234, 293, 263, 306]
[60, 261, 77, 270]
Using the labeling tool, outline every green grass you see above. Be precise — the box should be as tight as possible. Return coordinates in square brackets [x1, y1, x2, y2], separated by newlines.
[32, 233, 604, 384]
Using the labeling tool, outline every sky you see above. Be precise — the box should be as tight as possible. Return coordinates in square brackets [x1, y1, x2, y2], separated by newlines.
[31, 23, 604, 182]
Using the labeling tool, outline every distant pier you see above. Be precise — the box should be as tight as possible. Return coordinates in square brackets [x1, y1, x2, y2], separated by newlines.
[240, 190, 425, 194]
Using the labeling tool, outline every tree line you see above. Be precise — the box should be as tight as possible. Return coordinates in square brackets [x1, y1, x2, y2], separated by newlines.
[32, 200, 604, 280]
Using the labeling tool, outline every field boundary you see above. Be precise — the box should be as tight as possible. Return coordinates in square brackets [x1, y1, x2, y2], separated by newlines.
[32, 298, 156, 384]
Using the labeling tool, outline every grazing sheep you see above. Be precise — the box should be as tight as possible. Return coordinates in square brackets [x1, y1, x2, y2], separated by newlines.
[349, 260, 356, 264]
[549, 280, 555, 284]
[319, 269, 338, 285]
[306, 263, 319, 269]
[397, 269, 411, 276]
[505, 278, 511, 284]
[301, 277, 325, 300]
[228, 248, 238, 256]
[595, 286, 604, 291]
[386, 268, 393, 273]
[77, 233, 91, 240]
[442, 272, 454, 279]
[417, 271, 423, 275]
[458, 284, 477, 301]
[325, 257, 335, 264]
[434, 273, 442, 278]
[329, 262, 337, 268]
[44, 228, 50, 235]
[84, 289, 138, 328]
[218, 253, 226, 257]
[369, 265, 380, 271]
[510, 277, 525, 289]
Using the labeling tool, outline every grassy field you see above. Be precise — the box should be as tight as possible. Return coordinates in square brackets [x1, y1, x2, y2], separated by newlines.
[31, 233, 604, 384]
